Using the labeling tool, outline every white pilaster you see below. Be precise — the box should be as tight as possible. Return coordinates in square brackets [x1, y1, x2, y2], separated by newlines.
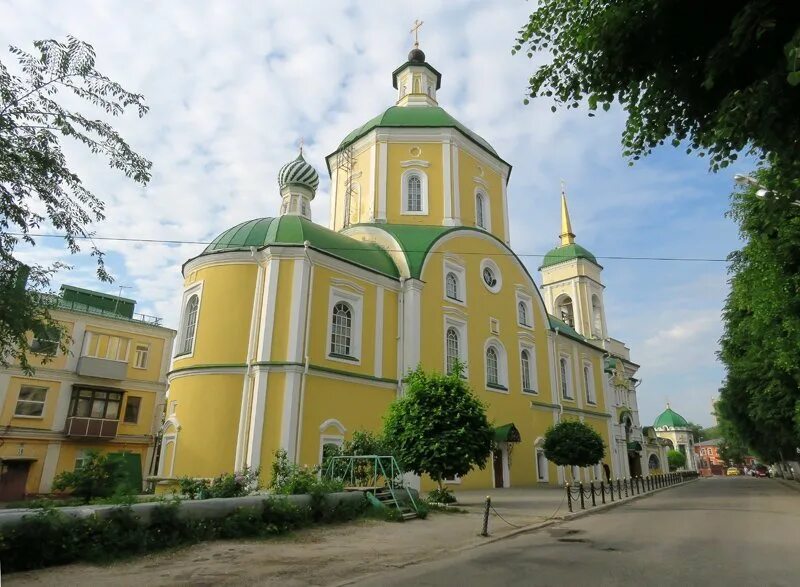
[280, 370, 302, 462]
[402, 280, 423, 373]
[257, 259, 280, 361]
[451, 144, 461, 223]
[374, 286, 384, 379]
[377, 142, 387, 222]
[501, 172, 510, 245]
[246, 367, 269, 468]
[442, 141, 454, 225]
[369, 143, 377, 221]
[38, 442, 62, 493]
[286, 258, 311, 362]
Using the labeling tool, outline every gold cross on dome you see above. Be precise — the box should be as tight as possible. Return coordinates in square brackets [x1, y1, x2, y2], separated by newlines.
[410, 19, 424, 47]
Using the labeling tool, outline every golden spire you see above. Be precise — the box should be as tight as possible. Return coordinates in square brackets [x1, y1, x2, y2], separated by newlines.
[410, 19, 424, 48]
[559, 180, 576, 246]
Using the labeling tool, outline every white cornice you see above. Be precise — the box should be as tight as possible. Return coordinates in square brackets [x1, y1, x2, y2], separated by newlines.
[400, 159, 431, 168]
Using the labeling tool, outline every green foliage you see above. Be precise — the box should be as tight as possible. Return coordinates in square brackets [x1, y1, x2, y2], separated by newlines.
[515, 1, 800, 199]
[542, 420, 605, 468]
[718, 166, 800, 462]
[427, 487, 457, 504]
[0, 494, 365, 573]
[383, 365, 494, 490]
[0, 37, 152, 373]
[51, 450, 128, 502]
[336, 429, 392, 485]
[667, 450, 687, 471]
[269, 449, 344, 495]
[178, 467, 260, 500]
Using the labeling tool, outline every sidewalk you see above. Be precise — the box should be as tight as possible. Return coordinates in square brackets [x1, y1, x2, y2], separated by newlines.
[451, 486, 569, 532]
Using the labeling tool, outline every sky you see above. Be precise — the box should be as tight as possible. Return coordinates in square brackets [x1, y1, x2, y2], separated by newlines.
[2, 0, 753, 428]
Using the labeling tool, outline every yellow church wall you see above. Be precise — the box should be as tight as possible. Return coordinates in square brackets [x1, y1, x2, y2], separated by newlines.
[258, 370, 285, 476]
[385, 142, 444, 225]
[167, 373, 243, 477]
[331, 142, 375, 230]
[295, 374, 396, 468]
[174, 263, 257, 368]
[382, 289, 399, 379]
[268, 260, 295, 362]
[456, 148, 505, 241]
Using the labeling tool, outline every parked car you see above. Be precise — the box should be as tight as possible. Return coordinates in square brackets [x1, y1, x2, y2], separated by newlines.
[726, 467, 740, 476]
[755, 465, 769, 478]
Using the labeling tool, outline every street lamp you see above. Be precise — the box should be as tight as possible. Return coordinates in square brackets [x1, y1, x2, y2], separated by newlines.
[734, 174, 800, 206]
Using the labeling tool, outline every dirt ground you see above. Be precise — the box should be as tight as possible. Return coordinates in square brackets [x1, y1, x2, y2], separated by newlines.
[5, 487, 568, 586]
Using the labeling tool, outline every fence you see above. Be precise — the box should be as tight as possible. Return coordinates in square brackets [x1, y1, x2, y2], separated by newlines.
[566, 471, 699, 513]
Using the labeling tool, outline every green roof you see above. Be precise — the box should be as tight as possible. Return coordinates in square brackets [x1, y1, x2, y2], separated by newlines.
[494, 423, 521, 443]
[547, 314, 586, 342]
[197, 216, 399, 278]
[654, 407, 689, 429]
[540, 243, 599, 269]
[332, 106, 503, 163]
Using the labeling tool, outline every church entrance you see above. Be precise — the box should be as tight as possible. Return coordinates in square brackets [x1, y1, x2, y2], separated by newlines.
[628, 452, 642, 477]
[493, 449, 504, 488]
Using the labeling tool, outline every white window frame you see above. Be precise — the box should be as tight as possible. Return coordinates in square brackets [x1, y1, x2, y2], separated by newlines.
[475, 188, 491, 231]
[443, 316, 468, 376]
[74, 449, 90, 470]
[583, 362, 596, 405]
[134, 343, 150, 370]
[401, 169, 429, 215]
[484, 338, 508, 393]
[480, 258, 502, 294]
[326, 287, 363, 364]
[516, 293, 533, 327]
[14, 385, 48, 418]
[442, 259, 466, 305]
[177, 282, 203, 358]
[560, 355, 574, 400]
[519, 342, 537, 394]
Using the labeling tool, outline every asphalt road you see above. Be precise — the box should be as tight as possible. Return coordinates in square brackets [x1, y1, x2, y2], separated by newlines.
[354, 476, 800, 587]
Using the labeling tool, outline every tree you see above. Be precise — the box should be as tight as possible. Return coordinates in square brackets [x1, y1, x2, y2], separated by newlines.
[1, 36, 151, 373]
[685, 422, 705, 443]
[52, 450, 127, 502]
[717, 166, 800, 463]
[514, 1, 800, 198]
[542, 420, 605, 477]
[383, 365, 494, 491]
[667, 449, 687, 472]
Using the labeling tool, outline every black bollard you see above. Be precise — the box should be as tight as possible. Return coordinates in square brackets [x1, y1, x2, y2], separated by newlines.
[480, 496, 491, 537]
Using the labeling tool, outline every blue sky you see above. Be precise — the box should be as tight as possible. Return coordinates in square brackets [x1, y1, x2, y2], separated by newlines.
[2, 0, 752, 427]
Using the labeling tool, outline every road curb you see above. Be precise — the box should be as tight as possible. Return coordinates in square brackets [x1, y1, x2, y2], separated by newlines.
[775, 478, 800, 494]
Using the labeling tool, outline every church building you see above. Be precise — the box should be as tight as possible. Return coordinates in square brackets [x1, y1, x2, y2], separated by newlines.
[161, 39, 653, 491]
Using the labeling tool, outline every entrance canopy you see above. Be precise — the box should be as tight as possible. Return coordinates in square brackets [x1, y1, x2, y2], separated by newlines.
[494, 423, 521, 443]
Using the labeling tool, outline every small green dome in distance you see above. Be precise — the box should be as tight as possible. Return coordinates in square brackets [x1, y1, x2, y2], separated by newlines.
[278, 151, 319, 193]
[653, 405, 689, 429]
[540, 243, 599, 269]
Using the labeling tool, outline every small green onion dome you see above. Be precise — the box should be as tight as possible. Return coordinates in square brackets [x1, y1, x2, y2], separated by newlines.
[278, 152, 319, 192]
[540, 243, 599, 269]
[653, 406, 689, 429]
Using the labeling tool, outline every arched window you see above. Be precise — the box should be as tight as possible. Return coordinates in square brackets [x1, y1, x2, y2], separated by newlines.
[648, 454, 660, 471]
[557, 296, 575, 327]
[521, 349, 532, 391]
[476, 193, 485, 228]
[446, 327, 459, 374]
[407, 174, 422, 212]
[584, 365, 595, 404]
[592, 294, 603, 337]
[486, 346, 499, 385]
[518, 301, 528, 326]
[330, 302, 353, 356]
[445, 272, 459, 300]
[181, 294, 199, 355]
[560, 357, 571, 399]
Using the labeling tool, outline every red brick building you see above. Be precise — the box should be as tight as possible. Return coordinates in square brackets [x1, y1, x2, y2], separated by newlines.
[695, 439, 725, 476]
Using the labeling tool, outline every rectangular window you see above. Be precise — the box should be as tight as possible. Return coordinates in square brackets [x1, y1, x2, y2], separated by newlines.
[30, 325, 60, 355]
[123, 396, 142, 424]
[536, 449, 547, 481]
[584, 365, 596, 404]
[68, 388, 123, 420]
[14, 385, 47, 417]
[85, 333, 130, 361]
[74, 449, 89, 470]
[560, 357, 572, 399]
[134, 344, 150, 369]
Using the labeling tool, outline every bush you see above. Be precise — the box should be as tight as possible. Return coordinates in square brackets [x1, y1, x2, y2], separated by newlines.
[178, 467, 260, 500]
[427, 487, 457, 504]
[543, 420, 606, 469]
[51, 450, 128, 502]
[270, 449, 344, 495]
[667, 450, 687, 471]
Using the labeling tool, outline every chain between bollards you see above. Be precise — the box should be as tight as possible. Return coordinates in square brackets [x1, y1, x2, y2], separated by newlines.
[480, 495, 491, 537]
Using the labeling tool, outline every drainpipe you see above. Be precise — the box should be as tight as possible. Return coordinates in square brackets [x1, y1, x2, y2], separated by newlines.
[294, 241, 314, 462]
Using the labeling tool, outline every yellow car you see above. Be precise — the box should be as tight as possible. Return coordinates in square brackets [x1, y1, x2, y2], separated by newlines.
[726, 467, 740, 476]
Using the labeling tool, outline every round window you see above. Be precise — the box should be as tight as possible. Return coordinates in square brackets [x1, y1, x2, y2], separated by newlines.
[480, 259, 502, 293]
[483, 267, 497, 288]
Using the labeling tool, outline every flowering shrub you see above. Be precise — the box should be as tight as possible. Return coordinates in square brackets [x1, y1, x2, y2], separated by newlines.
[178, 467, 260, 500]
[270, 449, 344, 495]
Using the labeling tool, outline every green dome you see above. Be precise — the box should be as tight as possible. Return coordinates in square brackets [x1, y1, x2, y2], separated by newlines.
[654, 407, 689, 429]
[540, 243, 599, 269]
[335, 106, 501, 160]
[196, 216, 399, 278]
[278, 152, 319, 192]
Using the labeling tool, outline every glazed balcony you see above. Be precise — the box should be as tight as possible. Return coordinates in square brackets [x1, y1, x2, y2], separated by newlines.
[65, 416, 119, 439]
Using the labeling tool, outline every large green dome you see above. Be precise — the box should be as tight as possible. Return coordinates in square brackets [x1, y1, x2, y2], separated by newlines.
[195, 216, 398, 278]
[540, 243, 599, 269]
[334, 106, 502, 161]
[653, 406, 689, 429]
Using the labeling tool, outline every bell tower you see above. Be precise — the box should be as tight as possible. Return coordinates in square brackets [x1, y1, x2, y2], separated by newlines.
[539, 185, 607, 340]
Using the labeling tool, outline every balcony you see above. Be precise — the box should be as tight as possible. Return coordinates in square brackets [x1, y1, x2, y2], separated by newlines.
[65, 416, 119, 439]
[76, 356, 128, 380]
